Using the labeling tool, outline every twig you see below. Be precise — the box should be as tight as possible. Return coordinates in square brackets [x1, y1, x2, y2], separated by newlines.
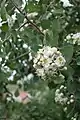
[11, 0, 44, 36]
[11, 51, 29, 61]
[3, 34, 11, 43]
[3, 85, 13, 97]
[17, 21, 28, 31]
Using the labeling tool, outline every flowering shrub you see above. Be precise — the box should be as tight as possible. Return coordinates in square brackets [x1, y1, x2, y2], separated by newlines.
[0, 0, 80, 120]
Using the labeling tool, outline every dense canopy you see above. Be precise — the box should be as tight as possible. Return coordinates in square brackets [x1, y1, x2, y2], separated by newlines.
[0, 0, 80, 120]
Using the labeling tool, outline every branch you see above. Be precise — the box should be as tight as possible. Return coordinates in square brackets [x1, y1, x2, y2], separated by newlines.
[17, 21, 28, 31]
[11, 51, 29, 61]
[11, 0, 44, 36]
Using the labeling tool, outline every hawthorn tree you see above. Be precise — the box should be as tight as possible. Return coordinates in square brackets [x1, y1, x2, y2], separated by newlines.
[0, 0, 80, 120]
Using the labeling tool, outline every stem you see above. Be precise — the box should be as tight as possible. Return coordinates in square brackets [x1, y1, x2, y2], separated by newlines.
[17, 21, 28, 31]
[11, 51, 29, 61]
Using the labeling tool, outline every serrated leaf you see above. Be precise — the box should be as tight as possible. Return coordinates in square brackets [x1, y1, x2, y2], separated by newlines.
[53, 75, 65, 84]
[6, 84, 18, 93]
[61, 45, 73, 64]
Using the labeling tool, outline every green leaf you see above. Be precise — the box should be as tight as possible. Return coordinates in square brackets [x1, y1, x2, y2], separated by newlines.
[41, 20, 51, 29]
[14, 0, 22, 6]
[52, 19, 61, 33]
[53, 75, 65, 84]
[1, 0, 7, 21]
[25, 1, 40, 13]
[61, 45, 73, 64]
[46, 30, 58, 47]
[6, 84, 18, 93]
[0, 72, 7, 82]
[1, 22, 8, 32]
[76, 56, 80, 65]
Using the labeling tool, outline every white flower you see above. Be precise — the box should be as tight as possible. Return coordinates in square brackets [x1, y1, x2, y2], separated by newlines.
[0, 57, 2, 62]
[70, 99, 74, 103]
[60, 85, 64, 89]
[7, 97, 12, 101]
[55, 56, 66, 67]
[8, 70, 17, 81]
[21, 0, 28, 9]
[0, 17, 2, 22]
[55, 89, 60, 93]
[33, 46, 66, 78]
[64, 107, 67, 112]
[29, 52, 32, 61]
[36, 68, 45, 77]
[8, 75, 14, 81]
[12, 13, 17, 21]
[0, 22, 2, 27]
[23, 43, 28, 49]
[27, 73, 34, 80]
[70, 95, 74, 98]
[66, 35, 71, 39]
[27, 12, 38, 19]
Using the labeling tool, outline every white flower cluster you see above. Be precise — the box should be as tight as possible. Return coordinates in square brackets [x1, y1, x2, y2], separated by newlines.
[71, 113, 77, 120]
[55, 85, 68, 105]
[55, 85, 74, 106]
[60, 0, 73, 7]
[71, 117, 77, 120]
[65, 33, 80, 45]
[33, 46, 66, 78]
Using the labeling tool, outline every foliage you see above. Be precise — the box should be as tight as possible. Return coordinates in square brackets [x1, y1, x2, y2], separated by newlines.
[0, 0, 80, 120]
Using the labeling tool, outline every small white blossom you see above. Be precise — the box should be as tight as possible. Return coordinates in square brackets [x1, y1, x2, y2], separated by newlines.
[27, 73, 34, 80]
[7, 97, 12, 102]
[70, 95, 74, 98]
[29, 52, 32, 61]
[60, 85, 64, 89]
[11, 13, 17, 21]
[70, 99, 74, 103]
[0, 17, 2, 22]
[8, 70, 17, 81]
[0, 57, 2, 62]
[23, 43, 28, 49]
[27, 12, 38, 18]
[67, 101, 70, 105]
[64, 107, 67, 112]
[55, 56, 66, 67]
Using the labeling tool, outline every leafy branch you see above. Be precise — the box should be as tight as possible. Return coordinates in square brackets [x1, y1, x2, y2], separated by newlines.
[11, 0, 44, 36]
